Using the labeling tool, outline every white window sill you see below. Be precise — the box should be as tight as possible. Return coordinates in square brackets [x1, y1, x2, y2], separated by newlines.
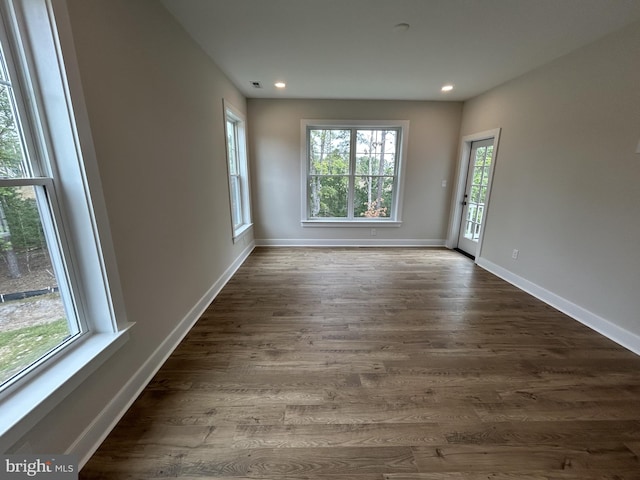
[301, 220, 402, 228]
[233, 223, 253, 243]
[0, 324, 133, 452]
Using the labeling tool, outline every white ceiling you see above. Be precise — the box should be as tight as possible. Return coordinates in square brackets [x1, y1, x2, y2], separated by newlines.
[161, 0, 640, 101]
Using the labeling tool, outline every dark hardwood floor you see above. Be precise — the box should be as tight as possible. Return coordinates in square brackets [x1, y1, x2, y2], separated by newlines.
[80, 247, 640, 479]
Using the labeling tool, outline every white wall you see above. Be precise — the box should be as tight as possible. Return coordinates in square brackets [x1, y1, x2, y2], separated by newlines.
[460, 21, 640, 342]
[9, 0, 253, 456]
[248, 99, 462, 245]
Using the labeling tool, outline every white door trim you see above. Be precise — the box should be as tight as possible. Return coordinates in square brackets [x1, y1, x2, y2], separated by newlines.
[446, 128, 501, 261]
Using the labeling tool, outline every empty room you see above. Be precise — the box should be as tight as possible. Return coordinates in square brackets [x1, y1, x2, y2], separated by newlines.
[0, 0, 639, 479]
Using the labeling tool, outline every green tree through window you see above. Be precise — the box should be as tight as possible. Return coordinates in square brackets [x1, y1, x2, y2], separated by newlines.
[307, 126, 401, 220]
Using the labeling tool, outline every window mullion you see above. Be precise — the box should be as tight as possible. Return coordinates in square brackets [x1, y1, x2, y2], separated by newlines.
[390, 127, 401, 219]
[347, 128, 356, 220]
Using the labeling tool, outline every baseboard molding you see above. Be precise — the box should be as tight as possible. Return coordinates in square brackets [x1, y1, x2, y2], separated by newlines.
[255, 238, 446, 247]
[477, 257, 640, 356]
[69, 241, 255, 468]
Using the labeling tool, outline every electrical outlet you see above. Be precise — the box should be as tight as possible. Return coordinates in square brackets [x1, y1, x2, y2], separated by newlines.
[370, 228, 377, 236]
[442, 180, 447, 188]
[512, 249, 519, 259]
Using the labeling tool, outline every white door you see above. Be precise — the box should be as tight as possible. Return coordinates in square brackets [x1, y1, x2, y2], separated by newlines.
[457, 138, 495, 257]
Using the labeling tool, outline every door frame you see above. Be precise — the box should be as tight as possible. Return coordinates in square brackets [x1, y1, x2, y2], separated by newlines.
[446, 128, 501, 261]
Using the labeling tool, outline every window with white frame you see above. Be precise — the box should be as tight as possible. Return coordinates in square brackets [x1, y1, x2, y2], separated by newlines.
[302, 120, 409, 225]
[0, 2, 82, 391]
[0, 0, 128, 449]
[224, 102, 252, 240]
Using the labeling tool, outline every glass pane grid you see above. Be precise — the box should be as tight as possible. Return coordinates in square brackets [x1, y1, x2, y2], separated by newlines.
[462, 143, 494, 243]
[307, 127, 400, 220]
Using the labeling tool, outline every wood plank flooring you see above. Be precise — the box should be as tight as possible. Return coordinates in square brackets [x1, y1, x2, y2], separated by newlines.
[80, 248, 640, 479]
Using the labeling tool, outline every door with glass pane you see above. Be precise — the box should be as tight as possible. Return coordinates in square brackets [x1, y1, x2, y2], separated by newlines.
[457, 138, 494, 257]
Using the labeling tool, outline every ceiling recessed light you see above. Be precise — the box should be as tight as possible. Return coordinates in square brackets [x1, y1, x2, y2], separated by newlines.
[274, 82, 286, 89]
[441, 84, 454, 92]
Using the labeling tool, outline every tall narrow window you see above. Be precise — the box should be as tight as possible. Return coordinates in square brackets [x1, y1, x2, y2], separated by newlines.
[226, 117, 242, 229]
[224, 101, 252, 240]
[0, 18, 80, 388]
[302, 120, 409, 224]
[0, 0, 128, 450]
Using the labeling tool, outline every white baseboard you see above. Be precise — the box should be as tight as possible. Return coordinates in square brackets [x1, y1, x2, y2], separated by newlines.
[255, 238, 446, 247]
[69, 241, 255, 468]
[476, 257, 640, 356]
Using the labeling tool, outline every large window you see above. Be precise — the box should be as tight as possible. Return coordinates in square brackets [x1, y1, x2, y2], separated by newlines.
[302, 120, 408, 225]
[0, 3, 80, 390]
[0, 0, 128, 451]
[224, 101, 252, 240]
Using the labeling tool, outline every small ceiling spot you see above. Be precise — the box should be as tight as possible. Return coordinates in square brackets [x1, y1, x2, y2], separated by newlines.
[274, 82, 286, 89]
[441, 84, 454, 92]
[250, 81, 262, 88]
[393, 23, 410, 33]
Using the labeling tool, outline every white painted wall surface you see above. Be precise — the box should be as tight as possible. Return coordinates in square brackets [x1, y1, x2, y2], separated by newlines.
[247, 99, 462, 245]
[460, 21, 640, 338]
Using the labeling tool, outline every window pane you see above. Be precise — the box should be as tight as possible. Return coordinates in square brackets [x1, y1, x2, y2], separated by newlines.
[0, 185, 72, 385]
[485, 146, 493, 167]
[471, 185, 480, 203]
[309, 129, 350, 175]
[308, 176, 348, 218]
[479, 186, 488, 205]
[476, 204, 485, 226]
[355, 130, 397, 175]
[229, 175, 242, 228]
[480, 167, 490, 186]
[226, 120, 239, 175]
[354, 176, 393, 218]
[0, 55, 6, 82]
[473, 166, 485, 186]
[304, 123, 404, 222]
[0, 84, 27, 179]
[475, 146, 487, 166]
[464, 220, 474, 239]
